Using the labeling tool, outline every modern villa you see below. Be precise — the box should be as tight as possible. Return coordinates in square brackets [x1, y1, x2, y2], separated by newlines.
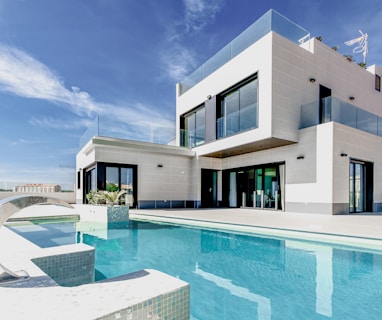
[76, 9, 382, 215]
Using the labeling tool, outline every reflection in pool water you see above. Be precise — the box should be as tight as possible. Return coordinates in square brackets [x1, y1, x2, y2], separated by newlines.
[8, 221, 382, 320]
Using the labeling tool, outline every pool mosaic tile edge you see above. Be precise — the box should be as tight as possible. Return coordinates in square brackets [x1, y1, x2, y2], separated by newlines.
[32, 246, 95, 286]
[98, 285, 190, 320]
[0, 225, 191, 319]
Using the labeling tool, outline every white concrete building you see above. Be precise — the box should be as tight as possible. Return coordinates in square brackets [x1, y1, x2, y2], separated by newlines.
[15, 183, 61, 193]
[76, 10, 382, 214]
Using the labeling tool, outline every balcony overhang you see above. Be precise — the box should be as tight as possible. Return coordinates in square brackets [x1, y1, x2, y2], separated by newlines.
[197, 137, 296, 158]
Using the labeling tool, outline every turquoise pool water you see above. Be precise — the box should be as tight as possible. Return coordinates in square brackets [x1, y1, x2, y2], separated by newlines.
[8, 221, 382, 320]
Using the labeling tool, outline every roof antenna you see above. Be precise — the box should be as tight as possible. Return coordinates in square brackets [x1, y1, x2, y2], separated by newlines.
[344, 30, 368, 64]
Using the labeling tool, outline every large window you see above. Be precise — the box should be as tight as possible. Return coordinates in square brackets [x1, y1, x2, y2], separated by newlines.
[85, 168, 96, 193]
[84, 163, 137, 207]
[222, 163, 284, 210]
[217, 77, 258, 138]
[181, 105, 205, 147]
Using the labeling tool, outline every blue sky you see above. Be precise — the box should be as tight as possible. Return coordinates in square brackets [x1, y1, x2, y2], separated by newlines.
[0, 0, 381, 190]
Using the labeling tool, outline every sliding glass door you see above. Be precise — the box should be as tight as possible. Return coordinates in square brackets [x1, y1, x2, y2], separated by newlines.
[223, 163, 284, 210]
[349, 160, 373, 213]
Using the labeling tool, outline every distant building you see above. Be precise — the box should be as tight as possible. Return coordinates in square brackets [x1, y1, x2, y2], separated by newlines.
[14, 183, 61, 193]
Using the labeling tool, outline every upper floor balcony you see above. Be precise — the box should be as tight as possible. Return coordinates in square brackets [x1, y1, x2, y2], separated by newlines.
[301, 97, 382, 136]
[178, 9, 310, 95]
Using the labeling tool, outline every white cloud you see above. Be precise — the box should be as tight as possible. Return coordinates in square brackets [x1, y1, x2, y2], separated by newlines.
[29, 116, 93, 131]
[163, 45, 197, 81]
[183, 0, 223, 33]
[0, 43, 175, 143]
[0, 44, 100, 116]
[9, 138, 44, 146]
[161, 0, 224, 81]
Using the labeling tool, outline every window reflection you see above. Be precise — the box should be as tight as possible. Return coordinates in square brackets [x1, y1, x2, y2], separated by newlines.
[218, 77, 258, 139]
[182, 106, 205, 147]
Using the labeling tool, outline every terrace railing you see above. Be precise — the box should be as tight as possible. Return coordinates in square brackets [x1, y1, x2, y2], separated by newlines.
[300, 97, 382, 137]
[179, 9, 310, 95]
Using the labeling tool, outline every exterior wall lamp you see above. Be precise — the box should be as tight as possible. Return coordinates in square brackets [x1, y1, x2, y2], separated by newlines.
[157, 164, 163, 168]
[297, 155, 305, 160]
[207, 95, 212, 100]
[340, 153, 348, 157]
[349, 96, 355, 101]
[309, 77, 316, 83]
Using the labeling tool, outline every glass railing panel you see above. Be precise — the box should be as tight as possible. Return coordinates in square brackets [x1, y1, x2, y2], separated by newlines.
[179, 68, 203, 94]
[239, 103, 258, 131]
[330, 98, 357, 128]
[179, 129, 187, 147]
[195, 125, 205, 146]
[179, 9, 310, 95]
[378, 117, 382, 137]
[300, 101, 319, 129]
[218, 111, 240, 139]
[188, 130, 196, 147]
[271, 9, 310, 44]
[300, 97, 382, 138]
[201, 44, 231, 79]
[321, 97, 332, 123]
[79, 115, 99, 149]
[217, 108, 259, 139]
[231, 12, 271, 57]
[357, 108, 378, 135]
[216, 117, 224, 139]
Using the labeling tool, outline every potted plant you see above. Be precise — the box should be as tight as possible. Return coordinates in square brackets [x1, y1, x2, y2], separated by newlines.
[85, 189, 129, 226]
[99, 190, 126, 206]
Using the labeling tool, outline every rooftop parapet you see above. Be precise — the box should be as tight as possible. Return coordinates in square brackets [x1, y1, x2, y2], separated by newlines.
[178, 9, 310, 95]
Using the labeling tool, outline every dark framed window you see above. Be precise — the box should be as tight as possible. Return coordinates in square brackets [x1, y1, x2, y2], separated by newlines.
[180, 104, 205, 147]
[84, 162, 137, 207]
[77, 171, 81, 189]
[217, 75, 258, 139]
[375, 74, 381, 92]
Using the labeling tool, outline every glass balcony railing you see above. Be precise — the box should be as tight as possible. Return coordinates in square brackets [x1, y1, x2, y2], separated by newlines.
[79, 115, 176, 150]
[300, 97, 382, 137]
[179, 129, 205, 148]
[217, 104, 258, 139]
[79, 115, 99, 149]
[179, 9, 310, 95]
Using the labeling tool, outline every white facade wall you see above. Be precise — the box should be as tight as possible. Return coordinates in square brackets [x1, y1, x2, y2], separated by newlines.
[177, 33, 274, 155]
[76, 138, 196, 206]
[332, 122, 382, 207]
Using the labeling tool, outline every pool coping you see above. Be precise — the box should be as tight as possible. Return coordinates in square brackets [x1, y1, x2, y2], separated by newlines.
[6, 214, 80, 223]
[129, 211, 382, 253]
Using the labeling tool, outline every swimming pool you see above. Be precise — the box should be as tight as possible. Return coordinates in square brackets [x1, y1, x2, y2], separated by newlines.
[8, 220, 382, 320]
